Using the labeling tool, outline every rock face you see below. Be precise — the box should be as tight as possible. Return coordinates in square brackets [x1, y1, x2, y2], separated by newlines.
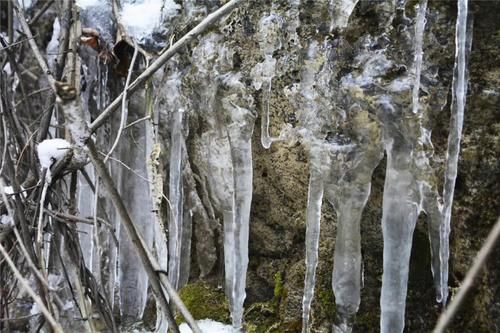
[164, 1, 499, 332]
[147, 1, 497, 332]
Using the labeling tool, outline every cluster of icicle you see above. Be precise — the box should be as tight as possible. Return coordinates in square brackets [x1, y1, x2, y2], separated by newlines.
[254, 1, 472, 333]
[72, 0, 471, 332]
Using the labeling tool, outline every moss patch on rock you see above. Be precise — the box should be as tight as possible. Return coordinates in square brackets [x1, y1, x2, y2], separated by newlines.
[176, 281, 230, 325]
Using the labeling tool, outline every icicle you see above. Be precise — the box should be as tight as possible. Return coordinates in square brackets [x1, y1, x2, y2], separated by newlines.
[411, 0, 445, 302]
[260, 64, 276, 149]
[224, 105, 255, 331]
[380, 139, 420, 333]
[329, 0, 360, 31]
[118, 120, 154, 323]
[302, 142, 326, 333]
[440, 0, 470, 305]
[77, 165, 95, 268]
[331, 183, 371, 333]
[328, 140, 382, 333]
[252, 13, 283, 149]
[412, 0, 427, 115]
[168, 108, 185, 290]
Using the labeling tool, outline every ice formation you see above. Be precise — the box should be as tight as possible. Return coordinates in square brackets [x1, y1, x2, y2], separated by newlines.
[168, 108, 186, 290]
[440, 0, 470, 305]
[116, 121, 155, 323]
[302, 142, 326, 333]
[252, 12, 283, 149]
[70, 1, 472, 331]
[224, 100, 256, 331]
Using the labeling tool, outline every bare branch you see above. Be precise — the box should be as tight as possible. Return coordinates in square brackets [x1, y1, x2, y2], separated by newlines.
[28, 0, 55, 26]
[433, 216, 500, 332]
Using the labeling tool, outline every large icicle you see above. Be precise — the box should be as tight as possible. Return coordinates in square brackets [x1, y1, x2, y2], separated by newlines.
[326, 126, 383, 333]
[380, 140, 420, 333]
[117, 120, 154, 324]
[302, 141, 326, 333]
[168, 108, 185, 290]
[440, 0, 470, 305]
[224, 103, 256, 331]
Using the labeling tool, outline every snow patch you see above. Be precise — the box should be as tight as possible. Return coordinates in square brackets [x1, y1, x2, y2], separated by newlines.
[3, 186, 14, 195]
[120, 0, 180, 40]
[179, 320, 233, 333]
[76, 0, 101, 9]
[1, 215, 12, 225]
[37, 139, 71, 168]
[46, 18, 60, 69]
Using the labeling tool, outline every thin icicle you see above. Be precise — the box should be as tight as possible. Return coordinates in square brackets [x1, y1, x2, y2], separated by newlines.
[168, 108, 185, 290]
[261, 74, 275, 149]
[302, 142, 326, 333]
[77, 165, 95, 268]
[440, 0, 470, 305]
[411, 0, 445, 302]
[252, 13, 282, 149]
[412, 0, 427, 115]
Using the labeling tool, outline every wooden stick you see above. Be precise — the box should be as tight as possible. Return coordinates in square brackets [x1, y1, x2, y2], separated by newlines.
[433, 217, 500, 333]
[89, 0, 243, 133]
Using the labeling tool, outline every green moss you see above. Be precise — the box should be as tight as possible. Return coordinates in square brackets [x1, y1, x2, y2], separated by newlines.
[176, 281, 230, 325]
[354, 312, 379, 333]
[316, 288, 336, 322]
[273, 272, 285, 302]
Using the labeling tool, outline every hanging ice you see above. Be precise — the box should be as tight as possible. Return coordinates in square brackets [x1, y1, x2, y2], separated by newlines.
[117, 120, 154, 324]
[168, 108, 187, 290]
[410, 0, 446, 303]
[251, 13, 283, 149]
[224, 102, 256, 331]
[440, 0, 470, 305]
[326, 131, 383, 332]
[329, 0, 360, 31]
[302, 141, 326, 333]
[77, 165, 95, 268]
[411, 0, 427, 116]
[379, 138, 420, 333]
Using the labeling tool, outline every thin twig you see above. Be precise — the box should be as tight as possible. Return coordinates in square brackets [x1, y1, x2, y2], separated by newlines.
[433, 216, 500, 333]
[124, 115, 150, 130]
[0, 34, 40, 52]
[89, 0, 244, 133]
[28, 0, 55, 26]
